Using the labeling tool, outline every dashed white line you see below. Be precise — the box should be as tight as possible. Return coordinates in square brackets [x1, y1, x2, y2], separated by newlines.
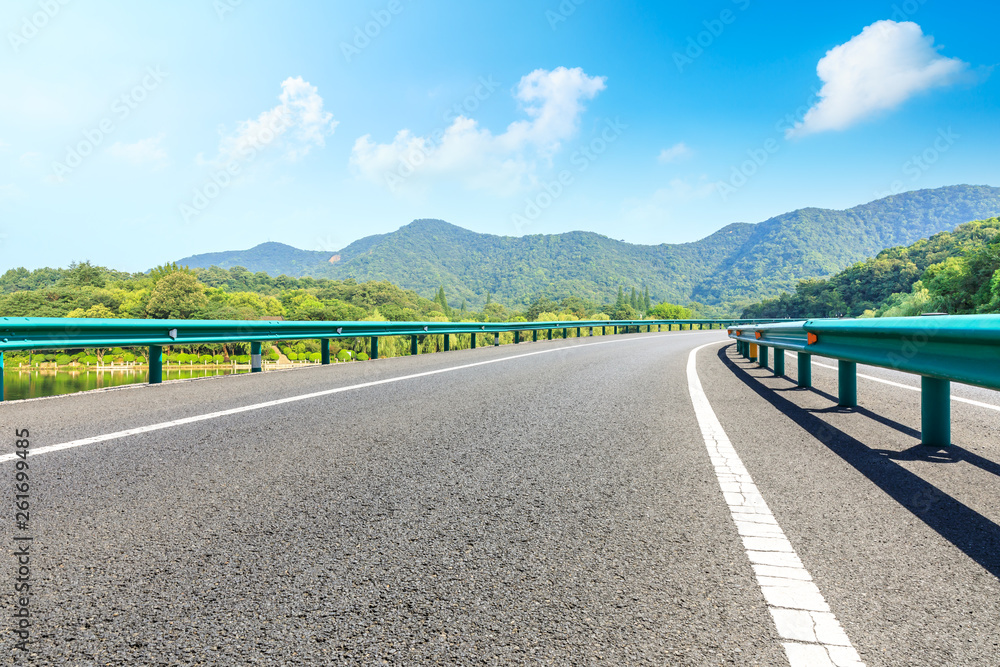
[782, 351, 1000, 412]
[690, 342, 865, 667]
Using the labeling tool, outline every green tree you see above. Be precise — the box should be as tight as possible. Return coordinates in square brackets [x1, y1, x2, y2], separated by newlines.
[145, 272, 208, 319]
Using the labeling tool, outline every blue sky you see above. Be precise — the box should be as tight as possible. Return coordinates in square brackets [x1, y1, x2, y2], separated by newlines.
[1, 0, 996, 272]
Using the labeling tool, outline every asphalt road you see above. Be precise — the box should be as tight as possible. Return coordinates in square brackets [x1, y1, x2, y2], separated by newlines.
[1, 331, 998, 665]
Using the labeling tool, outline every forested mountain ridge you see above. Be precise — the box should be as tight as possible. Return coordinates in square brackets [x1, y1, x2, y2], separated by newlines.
[741, 216, 1000, 318]
[177, 185, 1000, 309]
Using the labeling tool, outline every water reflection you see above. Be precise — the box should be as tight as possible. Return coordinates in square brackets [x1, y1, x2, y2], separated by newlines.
[3, 367, 248, 401]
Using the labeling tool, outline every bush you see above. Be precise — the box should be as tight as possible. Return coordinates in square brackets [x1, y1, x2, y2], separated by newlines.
[267, 350, 279, 361]
[287, 352, 298, 361]
[281, 346, 293, 356]
[199, 355, 214, 364]
[308, 352, 321, 362]
[356, 352, 369, 361]
[81, 355, 98, 365]
[212, 355, 225, 364]
[336, 349, 353, 362]
[123, 353, 135, 362]
[235, 355, 250, 364]
[55, 354, 72, 365]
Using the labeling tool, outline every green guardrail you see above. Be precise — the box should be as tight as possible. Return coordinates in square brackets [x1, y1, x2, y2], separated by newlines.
[0, 316, 787, 401]
[727, 315, 1000, 448]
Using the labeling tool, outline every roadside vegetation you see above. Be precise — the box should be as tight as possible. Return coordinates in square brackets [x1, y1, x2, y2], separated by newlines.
[741, 217, 1000, 319]
[0, 263, 698, 367]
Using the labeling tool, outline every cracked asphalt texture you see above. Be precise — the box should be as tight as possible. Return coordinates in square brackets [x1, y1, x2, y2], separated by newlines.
[1, 331, 998, 665]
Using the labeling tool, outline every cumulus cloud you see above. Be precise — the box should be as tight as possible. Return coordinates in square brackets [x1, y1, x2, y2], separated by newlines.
[787, 21, 969, 139]
[211, 76, 338, 164]
[658, 142, 692, 164]
[350, 66, 606, 194]
[109, 134, 168, 168]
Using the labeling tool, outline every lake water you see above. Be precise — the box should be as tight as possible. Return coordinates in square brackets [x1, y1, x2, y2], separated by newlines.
[3, 367, 248, 401]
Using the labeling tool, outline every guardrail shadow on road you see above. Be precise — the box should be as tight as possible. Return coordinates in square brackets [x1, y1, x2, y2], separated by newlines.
[719, 344, 1000, 579]
[732, 352, 1000, 479]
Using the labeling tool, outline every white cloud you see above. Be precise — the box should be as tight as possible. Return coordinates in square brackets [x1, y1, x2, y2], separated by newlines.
[211, 76, 338, 165]
[108, 134, 168, 168]
[658, 142, 692, 164]
[350, 66, 606, 194]
[787, 21, 969, 138]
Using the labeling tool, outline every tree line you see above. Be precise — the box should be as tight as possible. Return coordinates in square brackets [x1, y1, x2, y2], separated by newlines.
[0, 262, 698, 367]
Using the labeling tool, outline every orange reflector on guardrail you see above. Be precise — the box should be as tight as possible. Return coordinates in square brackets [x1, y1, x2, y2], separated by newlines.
[807, 333, 818, 345]
[755, 331, 762, 339]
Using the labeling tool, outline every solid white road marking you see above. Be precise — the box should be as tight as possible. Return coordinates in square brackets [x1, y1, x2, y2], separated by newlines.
[782, 351, 1000, 412]
[690, 342, 864, 667]
[3, 333, 694, 463]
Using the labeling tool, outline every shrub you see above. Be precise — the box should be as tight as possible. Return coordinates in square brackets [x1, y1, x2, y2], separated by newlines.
[55, 354, 72, 365]
[356, 352, 369, 361]
[212, 354, 225, 364]
[287, 352, 298, 361]
[267, 350, 279, 361]
[308, 352, 321, 362]
[336, 349, 353, 362]
[123, 353, 135, 362]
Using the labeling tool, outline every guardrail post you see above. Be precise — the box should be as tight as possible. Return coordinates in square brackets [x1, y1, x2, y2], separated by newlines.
[471, 333, 477, 349]
[921, 377, 951, 447]
[0, 352, 4, 401]
[759, 345, 769, 369]
[321, 339, 331, 365]
[838, 361, 857, 407]
[576, 327, 581, 338]
[602, 326, 606, 335]
[514, 331, 520, 344]
[563, 328, 568, 339]
[494, 333, 500, 347]
[411, 335, 418, 356]
[370, 337, 379, 360]
[773, 347, 785, 376]
[797, 353, 811, 387]
[548, 329, 553, 340]
[444, 334, 450, 352]
[250, 341, 262, 373]
[149, 345, 163, 384]
[748, 343, 757, 361]
[533, 329, 538, 342]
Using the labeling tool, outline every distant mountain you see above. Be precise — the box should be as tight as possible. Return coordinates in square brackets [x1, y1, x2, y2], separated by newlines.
[176, 185, 1000, 308]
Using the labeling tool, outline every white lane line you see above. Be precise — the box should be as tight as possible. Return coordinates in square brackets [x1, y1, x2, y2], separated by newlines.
[690, 342, 864, 667]
[3, 333, 708, 463]
[782, 352, 1000, 412]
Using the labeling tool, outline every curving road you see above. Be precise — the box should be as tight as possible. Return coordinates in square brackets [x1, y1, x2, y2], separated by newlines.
[2, 331, 998, 665]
